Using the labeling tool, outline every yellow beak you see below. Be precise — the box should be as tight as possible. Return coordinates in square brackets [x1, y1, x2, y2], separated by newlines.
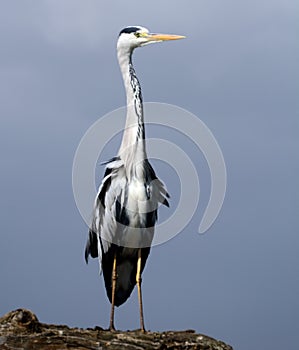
[146, 33, 186, 42]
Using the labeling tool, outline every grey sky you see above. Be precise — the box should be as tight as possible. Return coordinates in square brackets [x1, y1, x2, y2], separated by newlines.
[0, 1, 298, 349]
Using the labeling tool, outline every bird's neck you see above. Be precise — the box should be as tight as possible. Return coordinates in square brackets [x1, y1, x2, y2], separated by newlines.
[117, 49, 147, 177]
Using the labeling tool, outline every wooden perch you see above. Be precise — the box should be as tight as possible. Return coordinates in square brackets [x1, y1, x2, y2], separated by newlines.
[0, 309, 233, 350]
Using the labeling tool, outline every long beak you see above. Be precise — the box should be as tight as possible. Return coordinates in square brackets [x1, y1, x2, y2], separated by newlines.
[146, 33, 186, 42]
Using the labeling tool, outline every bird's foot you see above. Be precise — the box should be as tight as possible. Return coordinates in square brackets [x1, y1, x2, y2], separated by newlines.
[109, 324, 116, 332]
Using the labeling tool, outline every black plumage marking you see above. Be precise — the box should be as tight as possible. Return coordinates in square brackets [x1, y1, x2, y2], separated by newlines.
[101, 156, 121, 165]
[119, 27, 141, 36]
[85, 229, 98, 263]
[85, 166, 113, 263]
[145, 160, 170, 207]
[97, 167, 112, 209]
[115, 197, 130, 226]
[128, 62, 145, 141]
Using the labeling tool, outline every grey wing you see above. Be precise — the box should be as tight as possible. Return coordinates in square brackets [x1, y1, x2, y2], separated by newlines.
[144, 160, 170, 208]
[85, 159, 124, 266]
[84, 159, 169, 266]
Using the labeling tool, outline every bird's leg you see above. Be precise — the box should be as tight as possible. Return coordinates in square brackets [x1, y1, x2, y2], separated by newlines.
[136, 248, 145, 332]
[109, 252, 117, 331]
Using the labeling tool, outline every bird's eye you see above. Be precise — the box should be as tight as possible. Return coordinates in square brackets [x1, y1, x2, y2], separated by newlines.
[135, 32, 141, 38]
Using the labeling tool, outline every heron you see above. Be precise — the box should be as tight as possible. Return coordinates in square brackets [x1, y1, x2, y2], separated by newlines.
[85, 26, 185, 331]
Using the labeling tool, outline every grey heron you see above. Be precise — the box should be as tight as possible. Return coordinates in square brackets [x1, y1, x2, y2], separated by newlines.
[85, 26, 185, 331]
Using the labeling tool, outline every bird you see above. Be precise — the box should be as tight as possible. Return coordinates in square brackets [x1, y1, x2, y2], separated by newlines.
[85, 26, 185, 332]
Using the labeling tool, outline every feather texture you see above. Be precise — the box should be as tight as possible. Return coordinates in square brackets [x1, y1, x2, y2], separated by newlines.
[85, 157, 169, 305]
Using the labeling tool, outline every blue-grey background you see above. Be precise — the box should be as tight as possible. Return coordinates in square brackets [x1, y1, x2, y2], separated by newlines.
[0, 1, 298, 349]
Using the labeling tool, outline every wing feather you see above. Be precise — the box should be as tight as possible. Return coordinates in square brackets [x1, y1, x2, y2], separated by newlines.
[85, 159, 169, 263]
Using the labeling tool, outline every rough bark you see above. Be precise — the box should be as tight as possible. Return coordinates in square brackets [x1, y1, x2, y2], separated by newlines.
[0, 309, 233, 350]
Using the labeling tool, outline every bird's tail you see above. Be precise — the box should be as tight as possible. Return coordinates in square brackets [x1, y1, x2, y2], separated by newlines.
[103, 248, 150, 306]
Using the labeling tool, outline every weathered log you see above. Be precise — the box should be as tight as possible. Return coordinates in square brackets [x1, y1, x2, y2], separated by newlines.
[0, 309, 233, 350]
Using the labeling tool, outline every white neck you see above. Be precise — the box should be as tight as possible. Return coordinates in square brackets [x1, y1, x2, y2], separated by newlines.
[117, 46, 147, 177]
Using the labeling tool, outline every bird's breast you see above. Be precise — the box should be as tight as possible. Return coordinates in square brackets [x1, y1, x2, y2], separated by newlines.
[128, 179, 147, 201]
[126, 179, 153, 216]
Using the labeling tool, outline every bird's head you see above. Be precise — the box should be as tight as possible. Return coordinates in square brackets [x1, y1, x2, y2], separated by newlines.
[117, 26, 185, 53]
